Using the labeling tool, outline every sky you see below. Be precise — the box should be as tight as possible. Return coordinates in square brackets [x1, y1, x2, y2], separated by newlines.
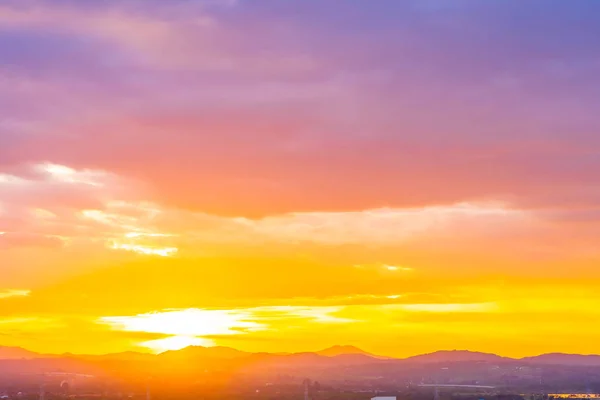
[1, 0, 600, 358]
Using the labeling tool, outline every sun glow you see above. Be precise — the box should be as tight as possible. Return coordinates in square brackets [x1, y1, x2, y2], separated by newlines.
[99, 306, 355, 352]
[384, 264, 413, 272]
[100, 308, 264, 352]
[141, 335, 214, 353]
[100, 309, 263, 338]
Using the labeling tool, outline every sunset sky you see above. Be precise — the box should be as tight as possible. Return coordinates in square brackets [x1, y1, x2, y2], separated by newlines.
[1, 0, 600, 358]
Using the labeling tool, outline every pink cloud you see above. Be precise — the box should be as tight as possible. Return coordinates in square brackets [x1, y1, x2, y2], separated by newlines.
[0, 232, 64, 249]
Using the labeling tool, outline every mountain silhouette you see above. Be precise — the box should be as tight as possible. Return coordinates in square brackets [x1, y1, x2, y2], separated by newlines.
[4, 344, 600, 368]
[520, 353, 600, 366]
[69, 351, 157, 361]
[403, 350, 507, 363]
[159, 345, 250, 360]
[0, 346, 41, 360]
[316, 345, 383, 358]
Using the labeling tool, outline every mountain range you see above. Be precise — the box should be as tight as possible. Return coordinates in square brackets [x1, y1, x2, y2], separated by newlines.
[3, 344, 600, 366]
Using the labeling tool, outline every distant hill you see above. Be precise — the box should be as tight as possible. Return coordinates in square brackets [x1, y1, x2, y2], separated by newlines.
[70, 351, 157, 361]
[245, 351, 325, 366]
[0, 346, 42, 360]
[327, 353, 386, 364]
[316, 345, 381, 358]
[522, 353, 600, 366]
[159, 345, 250, 360]
[403, 350, 508, 363]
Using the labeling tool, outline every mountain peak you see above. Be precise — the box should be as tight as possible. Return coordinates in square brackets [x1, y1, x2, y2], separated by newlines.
[316, 345, 375, 357]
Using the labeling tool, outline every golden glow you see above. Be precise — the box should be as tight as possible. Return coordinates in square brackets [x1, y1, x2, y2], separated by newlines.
[384, 264, 413, 272]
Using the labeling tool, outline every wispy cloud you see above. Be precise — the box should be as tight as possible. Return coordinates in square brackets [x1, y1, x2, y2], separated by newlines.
[0, 289, 31, 299]
[109, 242, 178, 257]
[399, 303, 499, 313]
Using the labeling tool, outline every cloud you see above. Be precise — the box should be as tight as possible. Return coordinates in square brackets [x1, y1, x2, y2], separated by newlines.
[398, 302, 499, 313]
[58, 197, 547, 259]
[0, 165, 533, 253]
[0, 232, 64, 249]
[1, 162, 597, 295]
[109, 242, 178, 257]
[211, 203, 526, 245]
[0, 289, 31, 299]
[1, 160, 598, 312]
[0, 0, 599, 218]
